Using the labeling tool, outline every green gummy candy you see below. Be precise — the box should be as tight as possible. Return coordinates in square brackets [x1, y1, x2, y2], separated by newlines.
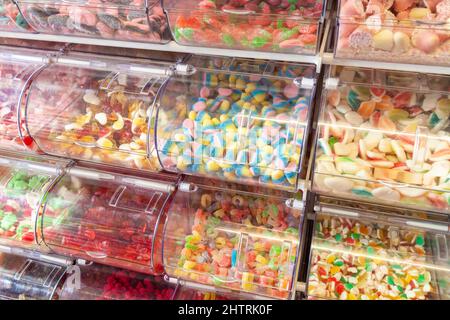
[222, 34, 235, 46]
[16, 14, 28, 29]
[13, 180, 28, 190]
[270, 245, 282, 257]
[416, 235, 425, 246]
[28, 175, 46, 189]
[1, 214, 17, 230]
[251, 37, 268, 48]
[352, 188, 373, 197]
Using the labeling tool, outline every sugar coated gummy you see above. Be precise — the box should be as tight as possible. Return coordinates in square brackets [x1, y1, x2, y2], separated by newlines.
[315, 76, 450, 212]
[158, 61, 311, 189]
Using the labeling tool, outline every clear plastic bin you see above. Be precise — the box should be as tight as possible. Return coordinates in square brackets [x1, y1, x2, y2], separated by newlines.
[165, 0, 325, 54]
[312, 66, 450, 213]
[335, 0, 450, 66]
[17, 0, 170, 42]
[25, 54, 179, 171]
[0, 0, 32, 31]
[40, 165, 178, 274]
[0, 47, 51, 153]
[162, 177, 304, 299]
[58, 263, 175, 300]
[307, 207, 449, 300]
[156, 56, 316, 191]
[0, 154, 65, 250]
[0, 251, 66, 300]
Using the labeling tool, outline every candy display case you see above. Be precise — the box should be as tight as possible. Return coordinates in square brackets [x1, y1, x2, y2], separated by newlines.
[335, 0, 450, 66]
[164, 0, 326, 54]
[39, 165, 179, 275]
[17, 0, 170, 43]
[312, 65, 450, 214]
[156, 55, 317, 191]
[25, 53, 181, 171]
[58, 263, 175, 300]
[0, 47, 51, 153]
[162, 177, 304, 299]
[306, 206, 450, 300]
[0, 154, 66, 250]
[0, 0, 32, 31]
[0, 251, 66, 300]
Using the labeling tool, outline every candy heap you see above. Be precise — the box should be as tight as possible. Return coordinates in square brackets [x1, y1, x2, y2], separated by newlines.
[337, 0, 450, 65]
[315, 83, 450, 211]
[169, 0, 323, 53]
[41, 175, 165, 274]
[308, 214, 435, 300]
[41, 71, 161, 171]
[0, 0, 30, 31]
[0, 170, 50, 245]
[171, 190, 301, 299]
[21, 0, 168, 42]
[158, 68, 310, 189]
[60, 266, 174, 300]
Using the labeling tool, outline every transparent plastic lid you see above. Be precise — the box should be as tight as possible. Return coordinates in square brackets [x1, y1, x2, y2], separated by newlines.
[156, 56, 316, 191]
[58, 263, 175, 300]
[25, 55, 175, 171]
[0, 251, 66, 300]
[162, 177, 303, 299]
[165, 0, 325, 18]
[313, 66, 450, 213]
[307, 208, 449, 300]
[17, 0, 169, 42]
[0, 155, 61, 250]
[0, 47, 49, 153]
[41, 166, 176, 274]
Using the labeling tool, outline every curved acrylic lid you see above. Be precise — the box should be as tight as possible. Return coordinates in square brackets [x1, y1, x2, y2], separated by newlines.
[165, 0, 325, 18]
[313, 66, 450, 214]
[156, 56, 316, 191]
[41, 166, 176, 274]
[162, 177, 303, 299]
[0, 47, 50, 153]
[307, 206, 449, 300]
[25, 55, 174, 171]
[0, 154, 63, 250]
[0, 251, 67, 300]
[58, 263, 175, 300]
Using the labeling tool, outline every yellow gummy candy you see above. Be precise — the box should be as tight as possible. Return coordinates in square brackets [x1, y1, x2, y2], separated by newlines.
[183, 261, 196, 270]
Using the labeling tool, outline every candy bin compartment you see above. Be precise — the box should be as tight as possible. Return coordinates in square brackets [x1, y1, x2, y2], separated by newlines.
[335, 0, 450, 66]
[165, 0, 325, 54]
[17, 0, 170, 42]
[0, 47, 51, 153]
[40, 166, 177, 275]
[0, 0, 32, 31]
[57, 263, 175, 300]
[306, 207, 449, 300]
[312, 66, 450, 214]
[0, 154, 64, 250]
[162, 177, 304, 299]
[0, 251, 66, 300]
[156, 56, 317, 191]
[25, 54, 178, 171]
